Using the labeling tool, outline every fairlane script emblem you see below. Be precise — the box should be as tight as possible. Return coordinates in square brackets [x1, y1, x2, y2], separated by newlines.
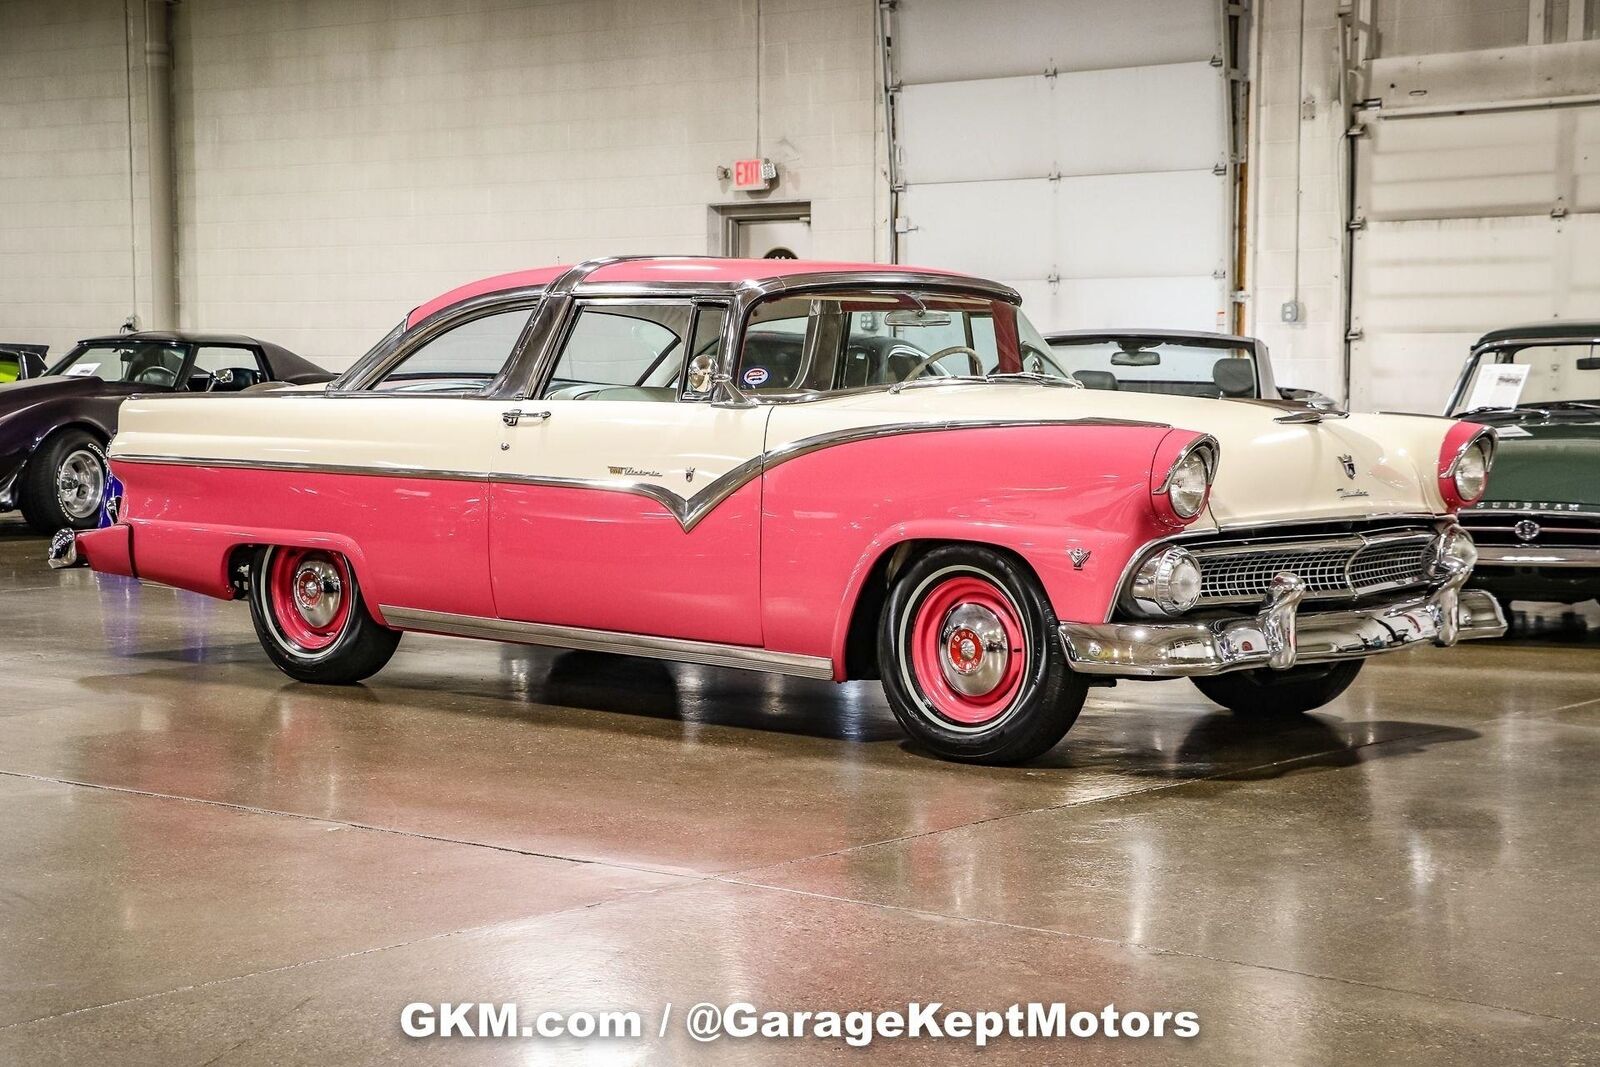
[1338, 454, 1356, 480]
[1068, 548, 1091, 570]
[607, 465, 663, 478]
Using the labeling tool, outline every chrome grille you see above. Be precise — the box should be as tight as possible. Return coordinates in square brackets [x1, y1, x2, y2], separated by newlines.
[1188, 529, 1439, 606]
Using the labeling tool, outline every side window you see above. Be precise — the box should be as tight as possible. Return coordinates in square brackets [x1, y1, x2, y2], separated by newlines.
[0, 354, 19, 383]
[735, 292, 1011, 394]
[541, 302, 691, 401]
[371, 308, 532, 394]
[187, 346, 265, 392]
[681, 305, 727, 398]
[737, 298, 813, 391]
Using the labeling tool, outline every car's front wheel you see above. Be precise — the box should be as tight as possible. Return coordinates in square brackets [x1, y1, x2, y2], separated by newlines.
[1190, 660, 1363, 715]
[20, 429, 108, 534]
[878, 545, 1087, 764]
[247, 546, 400, 683]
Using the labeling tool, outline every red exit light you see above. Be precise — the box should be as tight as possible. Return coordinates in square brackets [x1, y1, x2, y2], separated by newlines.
[732, 158, 774, 191]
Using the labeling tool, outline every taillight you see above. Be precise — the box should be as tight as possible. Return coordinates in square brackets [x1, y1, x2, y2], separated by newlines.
[1438, 424, 1495, 511]
[1149, 432, 1219, 528]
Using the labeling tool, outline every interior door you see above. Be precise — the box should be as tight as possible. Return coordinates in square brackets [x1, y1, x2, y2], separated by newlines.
[488, 300, 771, 646]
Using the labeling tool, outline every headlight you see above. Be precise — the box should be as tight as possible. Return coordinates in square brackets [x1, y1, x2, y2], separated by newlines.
[1130, 546, 1203, 616]
[1453, 440, 1490, 503]
[1167, 451, 1210, 519]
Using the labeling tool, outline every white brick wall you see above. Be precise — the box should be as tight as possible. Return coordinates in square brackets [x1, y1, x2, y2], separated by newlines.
[173, 0, 882, 368]
[0, 0, 153, 359]
[1, 0, 881, 370]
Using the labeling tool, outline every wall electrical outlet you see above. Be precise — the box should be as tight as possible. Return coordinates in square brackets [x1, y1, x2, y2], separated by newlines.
[1280, 299, 1303, 323]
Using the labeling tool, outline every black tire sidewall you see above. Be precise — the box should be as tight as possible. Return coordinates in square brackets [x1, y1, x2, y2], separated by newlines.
[879, 545, 1085, 764]
[21, 430, 107, 533]
[1191, 659, 1364, 715]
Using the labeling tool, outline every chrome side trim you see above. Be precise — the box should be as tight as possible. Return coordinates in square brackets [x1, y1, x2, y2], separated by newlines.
[379, 606, 837, 680]
[112, 416, 1168, 533]
[113, 454, 487, 483]
[1475, 545, 1600, 568]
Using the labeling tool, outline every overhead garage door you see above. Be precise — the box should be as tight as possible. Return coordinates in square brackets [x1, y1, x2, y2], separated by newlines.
[889, 0, 1232, 332]
[1349, 105, 1600, 413]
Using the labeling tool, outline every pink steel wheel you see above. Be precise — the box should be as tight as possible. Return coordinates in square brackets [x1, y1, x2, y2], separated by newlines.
[907, 574, 1026, 726]
[265, 548, 353, 653]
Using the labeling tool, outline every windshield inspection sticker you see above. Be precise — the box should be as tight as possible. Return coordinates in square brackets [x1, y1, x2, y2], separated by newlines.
[742, 366, 770, 387]
[1463, 363, 1529, 410]
[65, 363, 100, 377]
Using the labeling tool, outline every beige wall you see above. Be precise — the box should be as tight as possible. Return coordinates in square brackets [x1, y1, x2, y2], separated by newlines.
[0, 0, 154, 356]
[1, 0, 883, 369]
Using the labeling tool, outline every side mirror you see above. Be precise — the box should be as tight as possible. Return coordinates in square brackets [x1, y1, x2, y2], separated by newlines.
[685, 353, 715, 396]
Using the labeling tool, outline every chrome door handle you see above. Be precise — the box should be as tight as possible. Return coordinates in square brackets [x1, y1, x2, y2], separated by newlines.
[502, 409, 551, 427]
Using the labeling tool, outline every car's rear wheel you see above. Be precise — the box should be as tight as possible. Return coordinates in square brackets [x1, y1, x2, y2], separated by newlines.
[20, 429, 107, 534]
[1190, 660, 1363, 715]
[247, 546, 400, 683]
[878, 545, 1087, 764]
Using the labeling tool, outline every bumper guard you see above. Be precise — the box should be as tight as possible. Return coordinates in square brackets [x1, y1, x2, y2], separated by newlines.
[1060, 550, 1506, 678]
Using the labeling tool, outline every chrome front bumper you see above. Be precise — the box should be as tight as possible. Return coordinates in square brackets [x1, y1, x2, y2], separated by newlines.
[1059, 565, 1507, 678]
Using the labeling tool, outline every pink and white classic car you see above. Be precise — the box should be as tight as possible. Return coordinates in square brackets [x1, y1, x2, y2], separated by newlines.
[55, 257, 1506, 763]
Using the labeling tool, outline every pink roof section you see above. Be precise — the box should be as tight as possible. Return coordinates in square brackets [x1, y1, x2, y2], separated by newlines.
[406, 257, 972, 328]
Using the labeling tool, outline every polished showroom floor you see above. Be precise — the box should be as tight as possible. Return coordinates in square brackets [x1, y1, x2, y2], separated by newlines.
[1, 516, 1597, 1065]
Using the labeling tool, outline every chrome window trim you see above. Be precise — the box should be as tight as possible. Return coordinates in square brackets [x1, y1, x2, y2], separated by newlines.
[330, 287, 548, 397]
[378, 606, 836, 680]
[112, 416, 1168, 534]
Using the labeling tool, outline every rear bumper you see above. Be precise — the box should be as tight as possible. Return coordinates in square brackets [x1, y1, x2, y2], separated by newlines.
[49, 525, 135, 576]
[1059, 569, 1506, 678]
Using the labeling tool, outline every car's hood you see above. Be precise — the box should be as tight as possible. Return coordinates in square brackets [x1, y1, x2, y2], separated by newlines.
[1462, 412, 1600, 508]
[771, 386, 1459, 528]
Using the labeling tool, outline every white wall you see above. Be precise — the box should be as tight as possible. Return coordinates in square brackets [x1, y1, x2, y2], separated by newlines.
[0, 0, 154, 358]
[174, 0, 881, 367]
[1, 0, 882, 369]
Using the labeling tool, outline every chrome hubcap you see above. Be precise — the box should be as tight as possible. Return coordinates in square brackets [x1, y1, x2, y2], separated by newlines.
[938, 603, 1009, 696]
[292, 560, 343, 627]
[56, 449, 105, 521]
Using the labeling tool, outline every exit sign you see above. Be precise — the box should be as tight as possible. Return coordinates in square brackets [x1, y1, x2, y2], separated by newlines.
[732, 157, 776, 191]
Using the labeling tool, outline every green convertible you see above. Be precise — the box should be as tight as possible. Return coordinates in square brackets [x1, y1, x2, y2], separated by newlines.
[1449, 323, 1600, 606]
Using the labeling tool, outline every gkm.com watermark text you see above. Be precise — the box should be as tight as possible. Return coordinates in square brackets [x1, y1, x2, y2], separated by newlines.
[401, 1001, 1200, 1048]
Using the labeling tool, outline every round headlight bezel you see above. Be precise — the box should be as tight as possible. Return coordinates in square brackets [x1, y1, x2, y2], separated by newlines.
[1151, 436, 1219, 528]
[1166, 451, 1210, 519]
[1130, 546, 1203, 616]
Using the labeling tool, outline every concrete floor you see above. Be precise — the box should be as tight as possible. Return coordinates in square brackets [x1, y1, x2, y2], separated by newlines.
[1, 515, 1597, 1065]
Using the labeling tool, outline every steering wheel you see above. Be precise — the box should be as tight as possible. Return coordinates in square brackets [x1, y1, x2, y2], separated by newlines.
[901, 345, 985, 383]
[1019, 343, 1073, 380]
[134, 365, 178, 387]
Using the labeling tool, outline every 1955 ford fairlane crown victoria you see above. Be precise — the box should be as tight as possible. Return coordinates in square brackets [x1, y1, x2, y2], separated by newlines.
[55, 257, 1507, 764]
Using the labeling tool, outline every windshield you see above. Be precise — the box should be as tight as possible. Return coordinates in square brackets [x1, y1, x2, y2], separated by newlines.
[1044, 337, 1260, 398]
[1452, 343, 1600, 414]
[47, 341, 191, 387]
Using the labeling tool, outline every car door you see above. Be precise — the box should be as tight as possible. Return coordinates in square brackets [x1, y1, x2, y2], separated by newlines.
[308, 303, 537, 622]
[488, 299, 771, 646]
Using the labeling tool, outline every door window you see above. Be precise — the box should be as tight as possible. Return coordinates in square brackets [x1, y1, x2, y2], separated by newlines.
[371, 308, 533, 394]
[735, 292, 1024, 394]
[541, 301, 692, 401]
